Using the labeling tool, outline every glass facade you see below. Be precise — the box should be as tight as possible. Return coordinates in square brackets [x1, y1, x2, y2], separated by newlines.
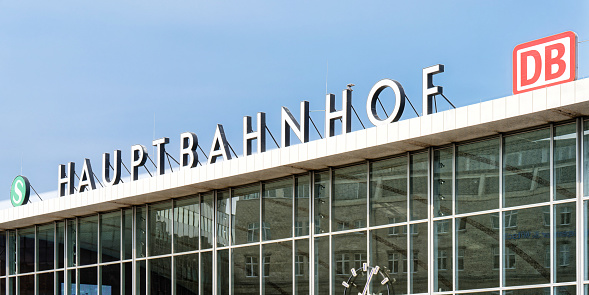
[1, 120, 589, 294]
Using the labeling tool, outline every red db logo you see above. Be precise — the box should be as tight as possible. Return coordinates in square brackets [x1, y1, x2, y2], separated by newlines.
[513, 31, 577, 94]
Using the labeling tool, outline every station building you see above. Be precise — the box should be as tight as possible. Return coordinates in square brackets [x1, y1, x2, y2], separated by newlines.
[1, 78, 589, 295]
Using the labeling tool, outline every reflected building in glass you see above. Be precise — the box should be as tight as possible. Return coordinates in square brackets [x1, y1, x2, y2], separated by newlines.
[1, 79, 589, 295]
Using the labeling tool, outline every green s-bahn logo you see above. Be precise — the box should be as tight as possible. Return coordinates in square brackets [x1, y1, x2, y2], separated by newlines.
[10, 176, 30, 207]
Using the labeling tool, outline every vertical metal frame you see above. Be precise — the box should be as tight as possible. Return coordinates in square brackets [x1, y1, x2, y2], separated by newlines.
[451, 143, 456, 292]
[428, 147, 434, 294]
[366, 159, 371, 292]
[212, 190, 218, 295]
[259, 182, 263, 295]
[550, 124, 555, 288]
[291, 175, 296, 295]
[171, 200, 176, 295]
[145, 204, 150, 295]
[406, 152, 411, 294]
[228, 190, 233, 295]
[328, 167, 333, 295]
[132, 206, 137, 295]
[309, 171, 316, 295]
[576, 117, 584, 295]
[499, 133, 504, 290]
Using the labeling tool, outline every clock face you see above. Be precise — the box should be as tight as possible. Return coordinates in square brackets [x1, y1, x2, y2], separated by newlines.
[342, 263, 393, 295]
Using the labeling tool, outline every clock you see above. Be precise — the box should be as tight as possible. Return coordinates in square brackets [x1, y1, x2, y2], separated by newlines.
[342, 263, 395, 295]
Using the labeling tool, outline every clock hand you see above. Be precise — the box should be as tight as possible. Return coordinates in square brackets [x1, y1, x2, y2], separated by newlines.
[362, 265, 379, 295]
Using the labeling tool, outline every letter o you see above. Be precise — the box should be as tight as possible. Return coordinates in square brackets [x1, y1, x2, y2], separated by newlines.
[366, 79, 406, 126]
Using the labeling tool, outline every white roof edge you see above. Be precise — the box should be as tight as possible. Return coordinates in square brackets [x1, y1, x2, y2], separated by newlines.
[1, 78, 589, 229]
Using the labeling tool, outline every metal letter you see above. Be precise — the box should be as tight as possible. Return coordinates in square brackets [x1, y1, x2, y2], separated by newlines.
[102, 150, 122, 186]
[366, 79, 406, 126]
[153, 137, 169, 176]
[422, 64, 444, 115]
[281, 101, 309, 147]
[325, 89, 352, 137]
[131, 144, 148, 181]
[208, 124, 232, 164]
[78, 158, 96, 192]
[58, 162, 75, 197]
[180, 132, 198, 169]
[243, 112, 266, 156]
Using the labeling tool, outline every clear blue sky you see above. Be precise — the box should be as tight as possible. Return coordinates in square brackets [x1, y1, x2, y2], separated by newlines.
[1, 1, 588, 204]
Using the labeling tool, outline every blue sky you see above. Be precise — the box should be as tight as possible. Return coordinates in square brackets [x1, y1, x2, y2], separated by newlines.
[0, 1, 588, 206]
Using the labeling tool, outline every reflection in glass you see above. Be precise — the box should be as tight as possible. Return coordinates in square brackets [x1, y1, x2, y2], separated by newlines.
[263, 241, 293, 295]
[68, 269, 76, 295]
[584, 121, 589, 197]
[137, 260, 146, 295]
[333, 232, 367, 295]
[101, 211, 121, 263]
[0, 278, 5, 295]
[123, 208, 133, 260]
[102, 264, 121, 295]
[79, 267, 98, 294]
[370, 225, 407, 295]
[370, 156, 407, 227]
[79, 215, 99, 266]
[174, 195, 200, 253]
[410, 153, 428, 220]
[263, 178, 293, 241]
[504, 206, 550, 286]
[217, 191, 230, 247]
[19, 274, 34, 295]
[201, 193, 214, 249]
[8, 231, 15, 275]
[201, 251, 213, 294]
[314, 171, 330, 234]
[332, 164, 367, 232]
[294, 239, 310, 294]
[18, 227, 35, 274]
[456, 214, 499, 290]
[0, 232, 4, 276]
[456, 139, 500, 214]
[38, 224, 55, 271]
[149, 257, 171, 294]
[57, 221, 65, 269]
[124, 262, 132, 295]
[314, 236, 329, 295]
[555, 203, 576, 283]
[555, 285, 576, 295]
[38, 272, 54, 295]
[233, 185, 260, 245]
[434, 148, 453, 217]
[136, 207, 147, 258]
[554, 123, 576, 200]
[410, 222, 427, 294]
[217, 249, 229, 295]
[175, 254, 198, 295]
[295, 175, 310, 237]
[233, 245, 260, 294]
[434, 219, 452, 291]
[148, 201, 173, 256]
[504, 129, 550, 207]
[510, 288, 549, 295]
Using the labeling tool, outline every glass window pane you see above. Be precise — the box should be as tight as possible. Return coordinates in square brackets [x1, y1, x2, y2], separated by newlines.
[67, 220, 76, 267]
[38, 272, 54, 295]
[217, 249, 229, 295]
[332, 164, 367, 232]
[369, 156, 407, 227]
[263, 178, 293, 241]
[295, 175, 310, 237]
[504, 129, 550, 207]
[584, 121, 589, 197]
[18, 226, 35, 273]
[217, 190, 230, 247]
[456, 139, 500, 214]
[434, 219, 452, 291]
[79, 215, 98, 266]
[555, 285, 576, 295]
[263, 241, 292, 295]
[456, 214, 499, 290]
[68, 269, 76, 295]
[370, 225, 407, 295]
[233, 245, 260, 294]
[510, 287, 549, 295]
[149, 257, 171, 294]
[201, 251, 213, 294]
[410, 222, 427, 294]
[233, 184, 260, 245]
[101, 211, 121, 263]
[174, 195, 200, 253]
[79, 267, 97, 294]
[18, 274, 34, 294]
[102, 264, 121, 295]
[175, 253, 198, 295]
[314, 171, 330, 234]
[434, 148, 453, 217]
[57, 221, 65, 269]
[8, 231, 15, 275]
[201, 193, 214, 250]
[148, 201, 173, 256]
[136, 207, 147, 259]
[554, 123, 577, 200]
[123, 262, 132, 295]
[57, 271, 64, 295]
[555, 203, 576, 283]
[314, 236, 329, 295]
[294, 239, 309, 295]
[38, 224, 55, 271]
[0, 278, 4, 295]
[410, 153, 428, 220]
[504, 206, 550, 286]
[122, 208, 133, 260]
[137, 260, 146, 295]
[333, 232, 367, 295]
[0, 232, 5, 276]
